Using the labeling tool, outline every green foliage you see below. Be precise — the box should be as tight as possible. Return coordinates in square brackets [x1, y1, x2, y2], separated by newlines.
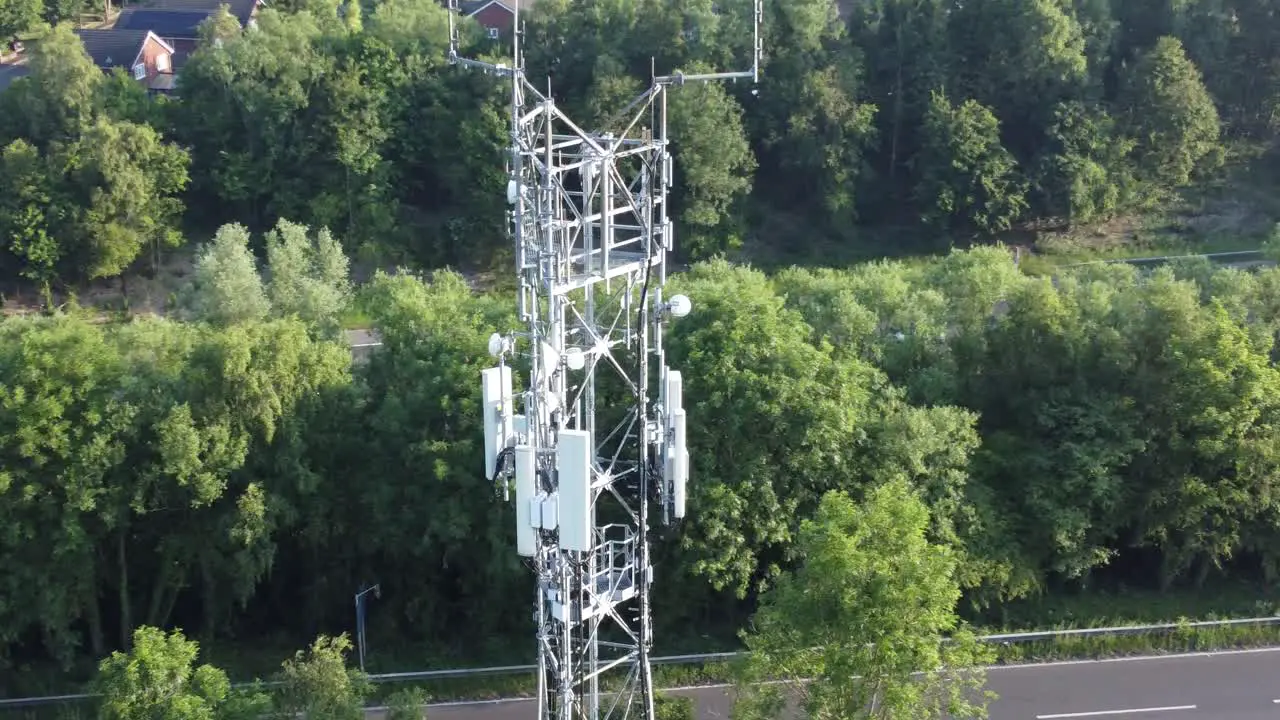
[665, 70, 755, 260]
[186, 223, 270, 326]
[0, 25, 189, 283]
[2, 0, 1274, 279]
[384, 688, 428, 720]
[0, 0, 40, 40]
[94, 627, 230, 720]
[916, 91, 1028, 232]
[654, 694, 695, 720]
[0, 310, 351, 671]
[1035, 101, 1138, 224]
[1119, 36, 1223, 189]
[0, 139, 60, 289]
[734, 482, 995, 720]
[0, 24, 102, 146]
[273, 634, 370, 720]
[185, 219, 353, 337]
[264, 219, 352, 339]
[196, 5, 243, 46]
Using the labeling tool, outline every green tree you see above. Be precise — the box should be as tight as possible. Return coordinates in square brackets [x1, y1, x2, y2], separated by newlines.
[1034, 101, 1138, 224]
[186, 223, 270, 326]
[94, 626, 230, 720]
[341, 0, 360, 33]
[273, 634, 369, 720]
[264, 218, 351, 338]
[96, 69, 166, 128]
[196, 4, 243, 47]
[733, 481, 994, 719]
[39, 0, 86, 25]
[0, 139, 61, 292]
[666, 71, 756, 259]
[850, 0, 951, 205]
[337, 270, 528, 650]
[1119, 36, 1222, 190]
[0, 313, 132, 660]
[947, 0, 1089, 155]
[56, 117, 190, 279]
[177, 9, 397, 248]
[661, 260, 879, 601]
[915, 91, 1028, 232]
[0, 0, 41, 41]
[749, 0, 879, 232]
[1175, 0, 1280, 137]
[0, 23, 102, 146]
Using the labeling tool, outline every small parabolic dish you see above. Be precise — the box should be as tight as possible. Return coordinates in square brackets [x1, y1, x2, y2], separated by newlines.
[668, 294, 692, 318]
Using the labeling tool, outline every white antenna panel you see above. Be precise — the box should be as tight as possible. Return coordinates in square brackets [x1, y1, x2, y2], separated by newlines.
[665, 368, 686, 415]
[514, 445, 537, 557]
[482, 366, 514, 479]
[557, 429, 593, 552]
[541, 341, 561, 371]
[666, 410, 688, 519]
[536, 492, 559, 531]
[668, 449, 688, 519]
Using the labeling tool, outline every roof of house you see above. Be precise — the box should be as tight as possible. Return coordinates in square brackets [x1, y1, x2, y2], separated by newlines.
[142, 0, 258, 26]
[74, 30, 174, 71]
[169, 40, 196, 71]
[462, 0, 530, 16]
[115, 8, 216, 37]
[0, 63, 31, 92]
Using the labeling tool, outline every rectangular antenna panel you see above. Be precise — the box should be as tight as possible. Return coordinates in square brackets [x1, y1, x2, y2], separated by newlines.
[481, 366, 514, 479]
[514, 445, 536, 557]
[533, 492, 558, 531]
[667, 410, 688, 518]
[557, 429, 593, 552]
[665, 370, 683, 417]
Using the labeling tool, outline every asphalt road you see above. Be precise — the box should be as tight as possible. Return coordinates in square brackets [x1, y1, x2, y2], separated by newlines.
[407, 647, 1280, 719]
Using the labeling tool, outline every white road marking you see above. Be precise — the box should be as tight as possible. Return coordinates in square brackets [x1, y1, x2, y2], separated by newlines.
[1036, 706, 1197, 719]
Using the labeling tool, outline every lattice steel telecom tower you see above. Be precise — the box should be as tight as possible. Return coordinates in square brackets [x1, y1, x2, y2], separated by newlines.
[455, 2, 761, 718]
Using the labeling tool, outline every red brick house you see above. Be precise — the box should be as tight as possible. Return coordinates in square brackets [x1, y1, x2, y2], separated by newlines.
[112, 0, 261, 81]
[74, 30, 175, 90]
[462, 0, 531, 39]
[114, 8, 214, 72]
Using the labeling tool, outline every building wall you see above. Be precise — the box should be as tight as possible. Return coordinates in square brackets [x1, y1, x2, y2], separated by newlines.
[471, 2, 514, 34]
[138, 36, 174, 78]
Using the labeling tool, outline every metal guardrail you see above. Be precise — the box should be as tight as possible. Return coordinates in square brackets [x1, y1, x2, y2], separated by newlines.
[4, 616, 1280, 709]
[1061, 249, 1267, 268]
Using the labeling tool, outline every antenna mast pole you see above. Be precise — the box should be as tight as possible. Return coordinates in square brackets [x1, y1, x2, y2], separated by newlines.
[457, 3, 763, 717]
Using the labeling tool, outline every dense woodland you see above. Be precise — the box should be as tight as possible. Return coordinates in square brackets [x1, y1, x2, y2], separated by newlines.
[5, 0, 1280, 697]
[2, 0, 1271, 284]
